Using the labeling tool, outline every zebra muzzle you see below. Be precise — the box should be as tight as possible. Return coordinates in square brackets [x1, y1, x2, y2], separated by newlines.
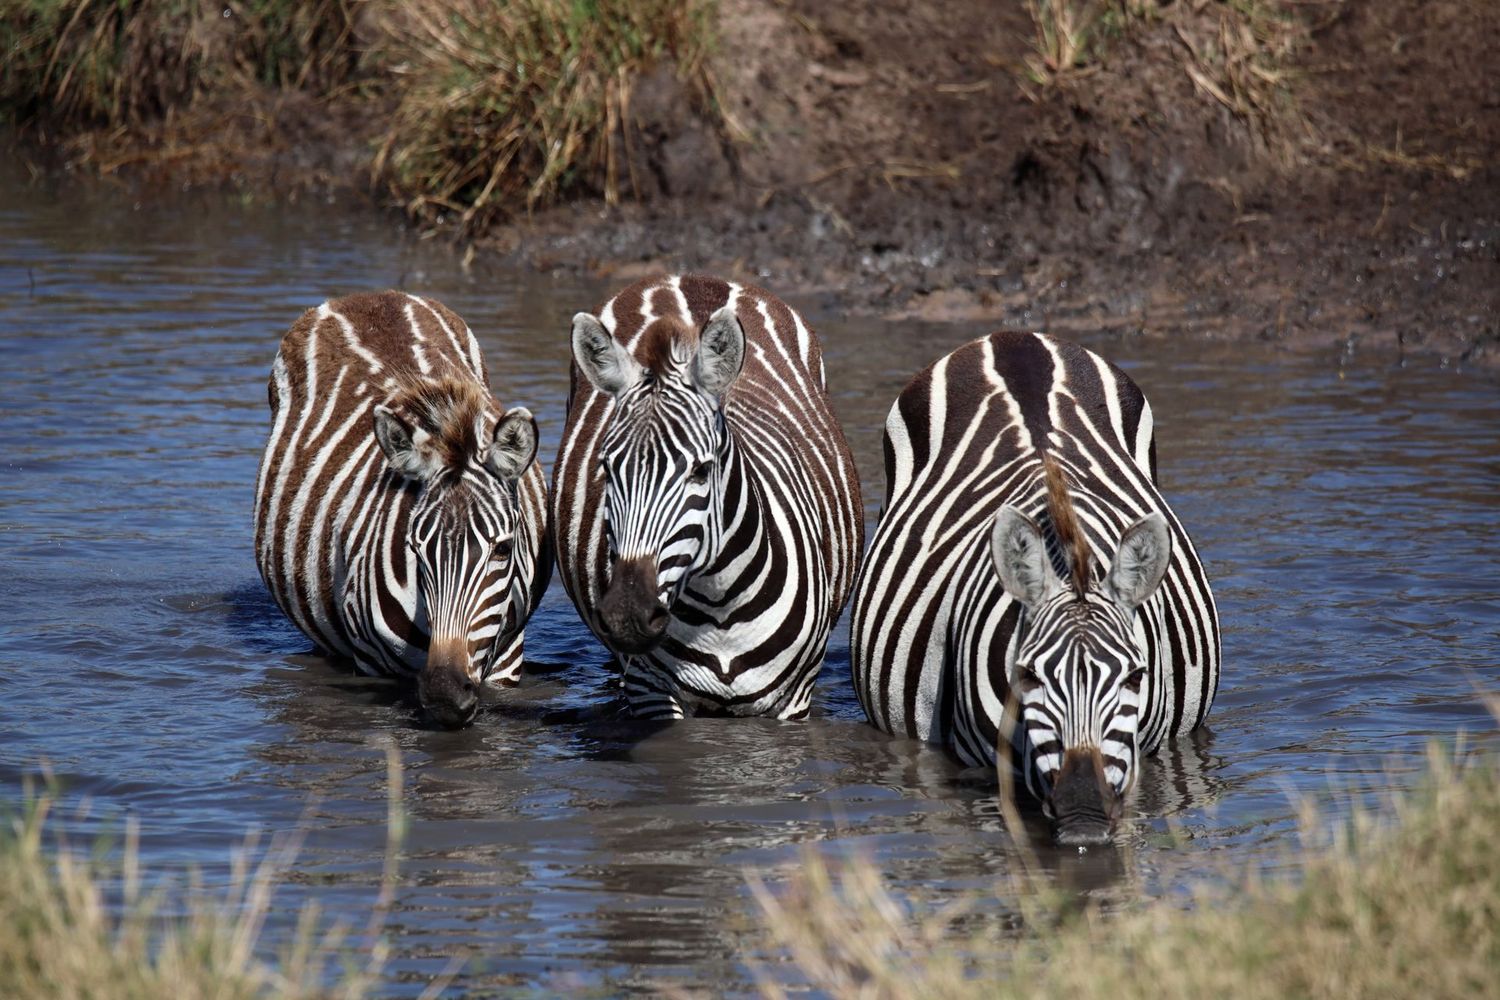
[1048, 746, 1122, 847]
[597, 557, 671, 655]
[418, 640, 480, 729]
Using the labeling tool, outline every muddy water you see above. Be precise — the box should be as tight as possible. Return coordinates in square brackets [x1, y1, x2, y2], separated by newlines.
[3, 166, 1499, 995]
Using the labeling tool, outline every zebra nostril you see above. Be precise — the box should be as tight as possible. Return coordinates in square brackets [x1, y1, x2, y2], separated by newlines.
[647, 602, 669, 632]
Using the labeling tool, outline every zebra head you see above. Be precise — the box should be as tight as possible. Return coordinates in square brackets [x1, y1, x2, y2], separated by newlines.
[988, 484, 1173, 846]
[372, 389, 538, 728]
[571, 306, 745, 655]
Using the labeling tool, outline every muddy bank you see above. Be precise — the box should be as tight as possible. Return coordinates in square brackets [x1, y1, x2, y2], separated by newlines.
[8, 0, 1498, 369]
[495, 0, 1500, 370]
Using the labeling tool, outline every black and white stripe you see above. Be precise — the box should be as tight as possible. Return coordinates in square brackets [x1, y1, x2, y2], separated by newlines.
[851, 331, 1219, 842]
[551, 274, 862, 719]
[253, 291, 550, 727]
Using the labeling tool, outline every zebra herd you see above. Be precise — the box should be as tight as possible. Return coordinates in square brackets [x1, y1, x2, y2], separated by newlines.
[254, 275, 1219, 845]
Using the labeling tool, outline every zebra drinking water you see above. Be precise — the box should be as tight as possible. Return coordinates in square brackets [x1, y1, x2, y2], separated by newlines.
[851, 331, 1220, 844]
[253, 291, 551, 728]
[551, 274, 862, 719]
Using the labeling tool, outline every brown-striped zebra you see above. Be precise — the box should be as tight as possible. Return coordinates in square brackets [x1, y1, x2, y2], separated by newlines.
[851, 332, 1220, 845]
[253, 291, 551, 728]
[551, 274, 862, 719]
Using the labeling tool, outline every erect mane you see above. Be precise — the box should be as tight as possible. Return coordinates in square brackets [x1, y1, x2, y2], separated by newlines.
[1042, 454, 1091, 599]
[637, 315, 696, 377]
[387, 376, 490, 476]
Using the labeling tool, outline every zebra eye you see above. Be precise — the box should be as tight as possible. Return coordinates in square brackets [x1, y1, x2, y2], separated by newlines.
[1015, 663, 1042, 696]
[688, 461, 712, 485]
[492, 538, 514, 561]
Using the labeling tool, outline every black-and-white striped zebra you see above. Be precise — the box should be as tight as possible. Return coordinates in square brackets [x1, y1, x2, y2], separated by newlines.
[551, 274, 862, 719]
[253, 291, 551, 727]
[851, 331, 1219, 844]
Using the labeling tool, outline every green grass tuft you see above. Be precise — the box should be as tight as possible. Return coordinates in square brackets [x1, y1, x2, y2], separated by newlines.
[370, 0, 718, 233]
[0, 0, 721, 228]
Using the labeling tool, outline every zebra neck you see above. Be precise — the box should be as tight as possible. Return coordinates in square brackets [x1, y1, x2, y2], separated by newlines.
[687, 427, 767, 602]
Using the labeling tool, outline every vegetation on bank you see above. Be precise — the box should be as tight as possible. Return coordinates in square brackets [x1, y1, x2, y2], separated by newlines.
[751, 733, 1500, 999]
[14, 0, 1466, 236]
[0, 1, 361, 127]
[0, 0, 718, 231]
[1022, 0, 1331, 160]
[1, 1, 1355, 228]
[371, 0, 717, 232]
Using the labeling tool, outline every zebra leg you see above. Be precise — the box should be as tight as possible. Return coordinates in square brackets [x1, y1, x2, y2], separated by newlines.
[621, 657, 687, 720]
[341, 574, 394, 678]
[484, 628, 525, 686]
[773, 649, 827, 721]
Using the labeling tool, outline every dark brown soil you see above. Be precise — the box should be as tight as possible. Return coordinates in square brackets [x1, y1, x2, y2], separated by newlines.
[496, 0, 1500, 370]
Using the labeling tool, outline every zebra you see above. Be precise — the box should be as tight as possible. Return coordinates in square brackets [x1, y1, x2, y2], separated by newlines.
[253, 291, 551, 728]
[850, 331, 1220, 845]
[550, 274, 862, 719]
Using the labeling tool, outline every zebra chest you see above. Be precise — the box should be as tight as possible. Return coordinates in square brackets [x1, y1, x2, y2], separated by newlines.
[659, 605, 787, 677]
[674, 538, 822, 645]
[627, 571, 828, 712]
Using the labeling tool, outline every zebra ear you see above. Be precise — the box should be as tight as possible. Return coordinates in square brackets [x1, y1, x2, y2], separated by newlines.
[572, 312, 641, 396]
[486, 407, 538, 484]
[373, 404, 444, 482]
[990, 506, 1064, 610]
[691, 305, 745, 401]
[1104, 513, 1173, 611]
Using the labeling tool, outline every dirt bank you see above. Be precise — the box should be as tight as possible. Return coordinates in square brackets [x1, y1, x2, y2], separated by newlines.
[501, 0, 1499, 371]
[9, 0, 1498, 369]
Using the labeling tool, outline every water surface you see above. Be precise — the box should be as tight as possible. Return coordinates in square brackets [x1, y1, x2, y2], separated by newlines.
[2, 166, 1498, 995]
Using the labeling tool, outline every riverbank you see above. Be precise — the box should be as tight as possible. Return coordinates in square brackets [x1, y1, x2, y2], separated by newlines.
[5, 1, 1497, 368]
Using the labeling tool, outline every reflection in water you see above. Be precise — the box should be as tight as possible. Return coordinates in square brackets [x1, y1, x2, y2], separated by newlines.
[2, 162, 1499, 992]
[1133, 726, 1226, 821]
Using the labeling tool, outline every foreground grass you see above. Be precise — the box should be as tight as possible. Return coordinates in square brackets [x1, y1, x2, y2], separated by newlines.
[753, 738, 1500, 999]
[5, 733, 1495, 996]
[0, 748, 408, 1000]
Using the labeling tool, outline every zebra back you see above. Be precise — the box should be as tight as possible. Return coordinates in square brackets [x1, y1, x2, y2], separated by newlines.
[851, 331, 1219, 764]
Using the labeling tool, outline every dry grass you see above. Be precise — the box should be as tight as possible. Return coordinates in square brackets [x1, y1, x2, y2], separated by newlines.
[1020, 0, 1338, 162]
[1165, 0, 1339, 162]
[0, 0, 361, 128]
[370, 0, 719, 234]
[1342, 135, 1483, 182]
[752, 734, 1500, 999]
[1022, 0, 1110, 83]
[0, 746, 409, 1000]
[0, 1, 721, 228]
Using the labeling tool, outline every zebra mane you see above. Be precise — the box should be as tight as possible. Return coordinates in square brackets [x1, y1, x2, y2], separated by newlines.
[1043, 454, 1091, 599]
[638, 315, 696, 377]
[386, 376, 491, 478]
